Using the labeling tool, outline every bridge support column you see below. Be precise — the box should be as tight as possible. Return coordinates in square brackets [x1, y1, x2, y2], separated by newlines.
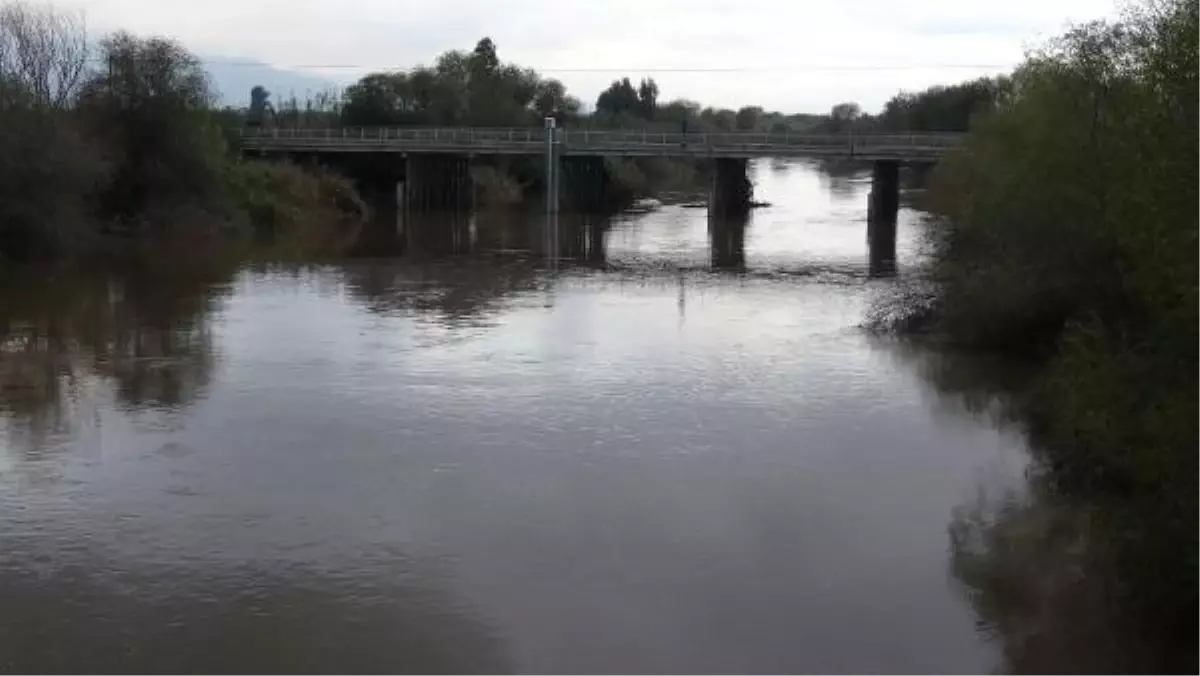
[867, 159, 899, 271]
[404, 154, 472, 217]
[345, 155, 407, 255]
[709, 213, 748, 270]
[711, 158, 751, 219]
[560, 156, 611, 212]
[552, 213, 609, 263]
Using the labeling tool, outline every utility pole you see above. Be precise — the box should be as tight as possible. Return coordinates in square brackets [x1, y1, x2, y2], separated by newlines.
[544, 116, 559, 265]
[544, 116, 558, 216]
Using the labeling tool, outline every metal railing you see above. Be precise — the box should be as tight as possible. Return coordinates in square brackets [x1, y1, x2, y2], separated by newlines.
[241, 127, 544, 143]
[238, 127, 962, 155]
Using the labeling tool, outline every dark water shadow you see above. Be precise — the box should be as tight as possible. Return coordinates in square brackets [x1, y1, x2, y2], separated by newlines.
[884, 342, 1198, 674]
[0, 554, 512, 674]
[546, 213, 611, 266]
[403, 211, 475, 258]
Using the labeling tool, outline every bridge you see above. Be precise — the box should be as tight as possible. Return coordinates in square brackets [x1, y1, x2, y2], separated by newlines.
[239, 126, 962, 264]
[238, 127, 961, 162]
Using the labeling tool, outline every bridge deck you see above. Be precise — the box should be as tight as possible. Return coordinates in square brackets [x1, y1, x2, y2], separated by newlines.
[239, 127, 961, 161]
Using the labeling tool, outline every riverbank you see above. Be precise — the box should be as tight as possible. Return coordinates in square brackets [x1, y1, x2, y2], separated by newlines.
[0, 9, 365, 266]
[870, 1, 1197, 671]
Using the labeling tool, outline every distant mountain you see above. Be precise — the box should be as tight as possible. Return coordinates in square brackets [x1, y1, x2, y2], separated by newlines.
[202, 57, 347, 108]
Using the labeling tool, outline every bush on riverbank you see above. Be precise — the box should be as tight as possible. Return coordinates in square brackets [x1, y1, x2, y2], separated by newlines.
[874, 0, 1196, 670]
[0, 108, 107, 260]
[226, 160, 365, 255]
[604, 157, 708, 206]
[471, 164, 525, 208]
[0, 2, 363, 264]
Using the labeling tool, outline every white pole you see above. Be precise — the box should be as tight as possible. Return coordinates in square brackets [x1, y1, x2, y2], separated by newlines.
[544, 117, 557, 217]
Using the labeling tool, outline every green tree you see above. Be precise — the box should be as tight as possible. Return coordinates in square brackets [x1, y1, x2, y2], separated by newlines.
[877, 78, 1007, 131]
[657, 99, 700, 128]
[903, 1, 1199, 669]
[735, 105, 763, 130]
[341, 38, 571, 128]
[637, 78, 658, 120]
[533, 78, 580, 121]
[699, 106, 736, 131]
[470, 37, 498, 73]
[341, 73, 407, 125]
[79, 32, 226, 221]
[595, 77, 639, 117]
[248, 85, 273, 127]
[827, 101, 860, 132]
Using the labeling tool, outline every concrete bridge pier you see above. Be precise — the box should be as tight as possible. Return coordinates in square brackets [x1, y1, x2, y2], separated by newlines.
[709, 214, 748, 270]
[343, 155, 408, 255]
[552, 213, 609, 263]
[869, 232, 897, 277]
[710, 158, 752, 219]
[560, 156, 611, 213]
[405, 154, 473, 219]
[867, 159, 899, 269]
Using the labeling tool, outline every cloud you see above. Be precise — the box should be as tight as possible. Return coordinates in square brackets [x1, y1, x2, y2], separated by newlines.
[65, 0, 1116, 112]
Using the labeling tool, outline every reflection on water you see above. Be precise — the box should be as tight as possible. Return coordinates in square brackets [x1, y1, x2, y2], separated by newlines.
[343, 257, 542, 325]
[948, 487, 1115, 674]
[891, 344, 1197, 675]
[0, 254, 233, 458]
[1, 160, 1131, 673]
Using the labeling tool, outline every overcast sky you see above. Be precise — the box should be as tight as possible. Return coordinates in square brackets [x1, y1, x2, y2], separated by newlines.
[66, 0, 1117, 113]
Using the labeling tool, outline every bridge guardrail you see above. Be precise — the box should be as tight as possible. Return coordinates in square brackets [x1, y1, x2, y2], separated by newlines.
[238, 127, 962, 155]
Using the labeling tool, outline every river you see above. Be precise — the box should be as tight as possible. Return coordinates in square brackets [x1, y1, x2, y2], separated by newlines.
[0, 160, 1032, 673]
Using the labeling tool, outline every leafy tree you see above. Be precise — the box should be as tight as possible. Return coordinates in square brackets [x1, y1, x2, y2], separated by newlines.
[877, 78, 1007, 131]
[735, 105, 763, 130]
[827, 101, 861, 132]
[248, 85, 273, 127]
[898, 2, 1199, 669]
[595, 77, 639, 117]
[341, 37, 573, 128]
[657, 98, 700, 127]
[699, 106, 736, 131]
[470, 37, 498, 73]
[637, 78, 658, 120]
[533, 78, 580, 121]
[79, 32, 226, 220]
[341, 73, 406, 125]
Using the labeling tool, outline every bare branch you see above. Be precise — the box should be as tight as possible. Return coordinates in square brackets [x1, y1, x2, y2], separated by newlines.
[0, 1, 87, 110]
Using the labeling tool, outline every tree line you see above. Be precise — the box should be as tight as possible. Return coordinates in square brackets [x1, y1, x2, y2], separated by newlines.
[874, 0, 1196, 670]
[236, 39, 824, 134]
[814, 77, 1011, 133]
[239, 36, 1003, 137]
